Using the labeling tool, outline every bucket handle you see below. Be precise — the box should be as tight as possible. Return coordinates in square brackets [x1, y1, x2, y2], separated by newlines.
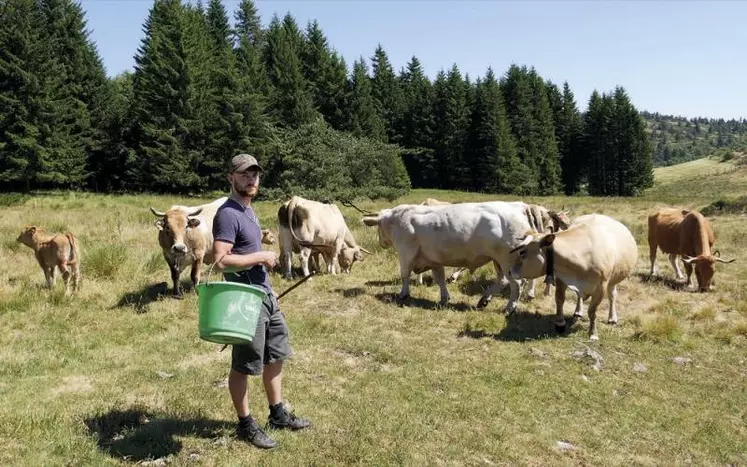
[197, 253, 228, 292]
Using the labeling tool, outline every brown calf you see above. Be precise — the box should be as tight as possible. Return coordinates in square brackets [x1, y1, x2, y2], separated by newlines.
[17, 225, 81, 295]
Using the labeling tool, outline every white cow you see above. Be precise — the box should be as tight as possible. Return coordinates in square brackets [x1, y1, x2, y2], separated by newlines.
[278, 196, 370, 279]
[508, 213, 638, 341]
[362, 201, 539, 312]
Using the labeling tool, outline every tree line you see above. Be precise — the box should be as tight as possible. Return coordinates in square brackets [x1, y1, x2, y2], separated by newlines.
[1, 0, 655, 199]
[641, 111, 747, 167]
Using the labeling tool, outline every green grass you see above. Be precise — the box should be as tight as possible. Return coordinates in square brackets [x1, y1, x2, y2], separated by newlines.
[2, 162, 747, 465]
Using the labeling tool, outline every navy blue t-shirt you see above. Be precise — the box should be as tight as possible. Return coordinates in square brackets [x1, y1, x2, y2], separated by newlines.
[212, 197, 272, 292]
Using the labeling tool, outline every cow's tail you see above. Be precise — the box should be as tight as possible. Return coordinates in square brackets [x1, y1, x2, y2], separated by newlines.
[65, 233, 79, 266]
[286, 196, 313, 248]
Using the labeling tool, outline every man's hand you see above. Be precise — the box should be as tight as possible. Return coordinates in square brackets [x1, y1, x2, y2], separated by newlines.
[260, 251, 277, 269]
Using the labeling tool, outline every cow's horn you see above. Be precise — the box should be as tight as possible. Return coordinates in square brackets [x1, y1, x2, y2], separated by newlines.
[716, 257, 735, 264]
[510, 235, 534, 253]
[713, 249, 721, 257]
[187, 207, 203, 217]
[681, 255, 697, 264]
[150, 207, 165, 217]
[360, 247, 372, 255]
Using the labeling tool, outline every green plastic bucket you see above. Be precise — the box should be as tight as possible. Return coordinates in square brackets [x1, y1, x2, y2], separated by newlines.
[196, 279, 267, 345]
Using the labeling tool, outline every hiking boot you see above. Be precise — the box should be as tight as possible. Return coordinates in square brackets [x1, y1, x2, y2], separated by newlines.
[268, 404, 312, 431]
[236, 416, 278, 449]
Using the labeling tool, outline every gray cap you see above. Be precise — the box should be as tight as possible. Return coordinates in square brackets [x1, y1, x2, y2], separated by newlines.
[230, 153, 263, 173]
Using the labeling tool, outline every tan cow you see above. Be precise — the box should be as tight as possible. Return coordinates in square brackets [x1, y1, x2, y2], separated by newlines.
[16, 225, 81, 295]
[150, 196, 227, 297]
[508, 214, 638, 341]
[648, 207, 734, 291]
[278, 196, 371, 279]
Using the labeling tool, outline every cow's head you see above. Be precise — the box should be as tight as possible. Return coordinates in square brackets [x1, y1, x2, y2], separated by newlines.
[16, 225, 40, 248]
[508, 232, 553, 280]
[150, 206, 203, 256]
[548, 209, 571, 232]
[261, 229, 277, 245]
[362, 212, 392, 249]
[681, 250, 735, 292]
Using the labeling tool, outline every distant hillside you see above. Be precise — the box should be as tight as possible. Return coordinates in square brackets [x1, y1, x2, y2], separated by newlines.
[641, 111, 747, 167]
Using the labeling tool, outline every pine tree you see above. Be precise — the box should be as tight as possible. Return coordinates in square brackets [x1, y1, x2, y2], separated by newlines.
[466, 69, 529, 194]
[199, 0, 249, 190]
[233, 0, 269, 94]
[583, 90, 610, 196]
[370, 44, 403, 143]
[91, 72, 137, 192]
[432, 64, 469, 189]
[264, 14, 317, 128]
[611, 86, 653, 195]
[233, 0, 264, 47]
[528, 70, 562, 195]
[131, 0, 198, 192]
[345, 57, 385, 140]
[35, 0, 110, 188]
[500, 65, 561, 195]
[0, 0, 52, 190]
[398, 56, 435, 187]
[181, 2, 211, 186]
[301, 20, 348, 130]
[557, 82, 584, 194]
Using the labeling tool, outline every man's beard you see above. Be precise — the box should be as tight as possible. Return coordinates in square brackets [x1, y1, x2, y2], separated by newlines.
[232, 182, 256, 198]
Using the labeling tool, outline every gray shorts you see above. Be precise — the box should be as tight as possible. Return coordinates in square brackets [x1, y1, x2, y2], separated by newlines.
[224, 275, 293, 375]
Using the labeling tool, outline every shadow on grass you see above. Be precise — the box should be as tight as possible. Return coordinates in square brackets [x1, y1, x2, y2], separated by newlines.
[458, 311, 582, 342]
[365, 278, 401, 287]
[113, 279, 193, 313]
[457, 277, 517, 300]
[84, 408, 232, 463]
[634, 272, 687, 291]
[335, 287, 367, 298]
[373, 292, 474, 312]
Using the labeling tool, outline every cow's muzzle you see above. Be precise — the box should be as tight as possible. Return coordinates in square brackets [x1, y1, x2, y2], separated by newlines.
[171, 243, 188, 254]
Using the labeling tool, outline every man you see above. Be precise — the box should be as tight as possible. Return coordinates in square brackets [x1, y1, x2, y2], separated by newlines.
[212, 154, 311, 449]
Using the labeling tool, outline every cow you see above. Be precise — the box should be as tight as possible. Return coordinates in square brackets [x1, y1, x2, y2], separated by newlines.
[362, 201, 541, 312]
[16, 225, 81, 295]
[525, 203, 572, 297]
[412, 201, 571, 299]
[647, 207, 735, 292]
[150, 196, 227, 298]
[413, 198, 460, 285]
[278, 196, 371, 280]
[508, 213, 638, 341]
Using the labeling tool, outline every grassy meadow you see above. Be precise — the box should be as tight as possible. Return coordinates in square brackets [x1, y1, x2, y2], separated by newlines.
[2, 155, 747, 466]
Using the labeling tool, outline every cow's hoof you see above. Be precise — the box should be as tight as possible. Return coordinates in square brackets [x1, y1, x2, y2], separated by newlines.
[573, 312, 584, 318]
[589, 334, 599, 342]
[172, 293, 184, 300]
[527, 292, 536, 301]
[607, 318, 618, 324]
[476, 297, 490, 309]
[395, 294, 409, 305]
[554, 323, 566, 334]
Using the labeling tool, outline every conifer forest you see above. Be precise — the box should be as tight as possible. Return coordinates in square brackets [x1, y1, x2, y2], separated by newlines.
[2, 0, 746, 200]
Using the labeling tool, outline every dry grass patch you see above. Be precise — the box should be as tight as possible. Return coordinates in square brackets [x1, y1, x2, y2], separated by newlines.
[2, 185, 747, 465]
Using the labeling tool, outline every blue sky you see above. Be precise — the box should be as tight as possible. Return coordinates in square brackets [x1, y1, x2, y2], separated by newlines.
[80, 0, 747, 120]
